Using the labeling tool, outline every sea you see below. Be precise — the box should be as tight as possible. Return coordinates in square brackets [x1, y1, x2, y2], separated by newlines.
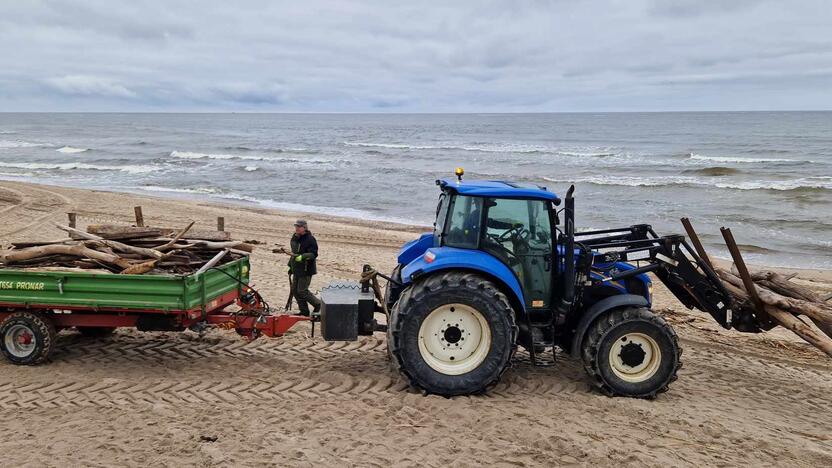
[0, 112, 829, 269]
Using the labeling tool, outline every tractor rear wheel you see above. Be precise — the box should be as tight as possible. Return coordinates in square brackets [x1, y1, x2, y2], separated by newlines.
[0, 311, 56, 365]
[388, 271, 517, 396]
[581, 307, 681, 398]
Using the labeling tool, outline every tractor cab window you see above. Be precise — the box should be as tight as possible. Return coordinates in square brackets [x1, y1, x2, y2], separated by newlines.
[443, 195, 484, 249]
[482, 198, 553, 309]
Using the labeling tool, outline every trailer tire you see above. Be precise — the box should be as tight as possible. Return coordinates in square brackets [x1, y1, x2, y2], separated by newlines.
[581, 307, 680, 398]
[0, 312, 56, 365]
[389, 271, 517, 397]
[77, 327, 116, 338]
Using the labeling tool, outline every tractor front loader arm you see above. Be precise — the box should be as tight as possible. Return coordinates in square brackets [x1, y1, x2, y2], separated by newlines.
[574, 225, 757, 332]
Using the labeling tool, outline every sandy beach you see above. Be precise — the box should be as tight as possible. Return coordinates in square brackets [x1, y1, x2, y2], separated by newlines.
[0, 179, 830, 467]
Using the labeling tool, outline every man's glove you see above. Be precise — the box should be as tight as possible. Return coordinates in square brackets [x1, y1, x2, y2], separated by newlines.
[295, 255, 303, 262]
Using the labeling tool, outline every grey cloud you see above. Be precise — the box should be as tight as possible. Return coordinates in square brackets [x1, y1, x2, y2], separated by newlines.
[0, 0, 829, 112]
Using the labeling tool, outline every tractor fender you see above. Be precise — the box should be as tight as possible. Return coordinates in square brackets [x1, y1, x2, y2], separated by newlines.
[400, 247, 525, 312]
[569, 294, 649, 356]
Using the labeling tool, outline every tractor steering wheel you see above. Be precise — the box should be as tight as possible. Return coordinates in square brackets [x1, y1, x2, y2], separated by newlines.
[497, 224, 527, 243]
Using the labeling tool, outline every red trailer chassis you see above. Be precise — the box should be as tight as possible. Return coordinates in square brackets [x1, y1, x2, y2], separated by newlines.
[0, 288, 310, 340]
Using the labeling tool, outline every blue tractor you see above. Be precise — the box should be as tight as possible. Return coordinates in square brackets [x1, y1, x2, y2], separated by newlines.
[320, 169, 745, 398]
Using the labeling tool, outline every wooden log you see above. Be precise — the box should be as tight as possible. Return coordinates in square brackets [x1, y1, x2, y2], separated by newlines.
[11, 239, 74, 248]
[55, 224, 163, 260]
[178, 230, 231, 242]
[195, 249, 229, 275]
[154, 222, 195, 252]
[717, 268, 832, 339]
[134, 206, 144, 227]
[0, 245, 132, 270]
[182, 240, 254, 253]
[764, 306, 832, 357]
[86, 225, 163, 240]
[752, 270, 823, 303]
[121, 260, 158, 275]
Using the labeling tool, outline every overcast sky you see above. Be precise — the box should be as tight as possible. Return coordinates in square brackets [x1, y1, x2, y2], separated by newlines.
[1, 0, 830, 112]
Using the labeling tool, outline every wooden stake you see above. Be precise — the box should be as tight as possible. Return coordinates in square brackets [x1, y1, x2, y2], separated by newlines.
[67, 213, 77, 229]
[134, 206, 144, 227]
[217, 217, 225, 232]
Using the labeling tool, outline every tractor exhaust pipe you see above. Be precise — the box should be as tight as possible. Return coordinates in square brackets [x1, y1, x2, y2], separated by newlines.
[561, 185, 576, 310]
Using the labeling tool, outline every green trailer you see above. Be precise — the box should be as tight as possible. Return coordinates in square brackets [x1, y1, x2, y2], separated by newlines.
[0, 256, 308, 364]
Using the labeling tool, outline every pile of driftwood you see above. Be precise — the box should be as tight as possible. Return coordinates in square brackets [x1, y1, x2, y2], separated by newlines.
[0, 211, 253, 275]
[683, 219, 832, 358]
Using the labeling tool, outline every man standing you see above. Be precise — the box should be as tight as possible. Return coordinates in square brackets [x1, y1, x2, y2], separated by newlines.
[288, 220, 321, 316]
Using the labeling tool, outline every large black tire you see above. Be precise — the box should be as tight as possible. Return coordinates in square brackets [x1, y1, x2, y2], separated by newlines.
[388, 271, 517, 396]
[383, 264, 403, 311]
[77, 327, 116, 338]
[581, 307, 681, 398]
[0, 312, 56, 365]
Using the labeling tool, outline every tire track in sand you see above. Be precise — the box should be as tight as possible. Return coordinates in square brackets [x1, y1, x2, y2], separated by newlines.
[0, 182, 76, 237]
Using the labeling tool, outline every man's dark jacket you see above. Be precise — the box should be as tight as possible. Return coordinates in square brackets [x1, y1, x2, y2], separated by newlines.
[289, 231, 318, 276]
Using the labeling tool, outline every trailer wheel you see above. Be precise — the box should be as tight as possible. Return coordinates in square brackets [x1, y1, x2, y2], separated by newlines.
[389, 271, 517, 396]
[77, 327, 116, 338]
[581, 307, 680, 398]
[0, 312, 56, 365]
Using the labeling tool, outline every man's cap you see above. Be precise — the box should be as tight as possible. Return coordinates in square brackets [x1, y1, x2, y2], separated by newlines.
[294, 219, 308, 228]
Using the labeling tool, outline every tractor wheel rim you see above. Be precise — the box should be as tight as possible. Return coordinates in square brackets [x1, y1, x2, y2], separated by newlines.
[608, 332, 661, 383]
[4, 324, 36, 358]
[418, 303, 491, 375]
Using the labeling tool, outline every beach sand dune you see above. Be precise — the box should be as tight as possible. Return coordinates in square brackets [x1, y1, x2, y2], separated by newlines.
[0, 180, 830, 467]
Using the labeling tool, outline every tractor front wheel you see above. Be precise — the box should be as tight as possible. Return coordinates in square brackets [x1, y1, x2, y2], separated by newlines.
[0, 311, 56, 365]
[581, 307, 681, 398]
[388, 271, 517, 396]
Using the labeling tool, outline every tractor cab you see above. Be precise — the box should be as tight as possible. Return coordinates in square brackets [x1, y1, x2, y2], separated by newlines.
[432, 177, 560, 315]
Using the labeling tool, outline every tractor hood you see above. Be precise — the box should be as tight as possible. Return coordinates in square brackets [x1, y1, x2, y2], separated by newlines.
[397, 232, 434, 266]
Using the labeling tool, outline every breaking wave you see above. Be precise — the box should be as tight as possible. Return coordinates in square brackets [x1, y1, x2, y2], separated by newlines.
[138, 185, 219, 195]
[344, 141, 617, 156]
[169, 150, 335, 164]
[223, 145, 318, 154]
[687, 153, 796, 163]
[0, 161, 156, 174]
[56, 146, 89, 154]
[0, 140, 48, 149]
[542, 175, 832, 192]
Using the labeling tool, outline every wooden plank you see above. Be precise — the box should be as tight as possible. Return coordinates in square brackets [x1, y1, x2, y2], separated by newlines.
[85, 224, 230, 242]
[217, 217, 225, 232]
[86, 225, 163, 240]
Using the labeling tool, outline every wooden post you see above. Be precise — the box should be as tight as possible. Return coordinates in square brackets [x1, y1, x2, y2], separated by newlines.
[67, 212, 77, 229]
[134, 206, 144, 227]
[681, 218, 712, 269]
[720, 227, 767, 319]
[217, 216, 225, 232]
